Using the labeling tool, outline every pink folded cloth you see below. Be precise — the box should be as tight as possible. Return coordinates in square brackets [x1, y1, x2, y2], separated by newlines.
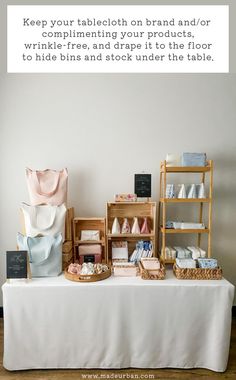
[68, 263, 81, 275]
[79, 244, 102, 255]
[141, 258, 160, 270]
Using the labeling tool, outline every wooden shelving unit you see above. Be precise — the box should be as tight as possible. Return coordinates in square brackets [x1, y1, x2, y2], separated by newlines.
[73, 217, 106, 263]
[106, 202, 156, 263]
[158, 160, 213, 264]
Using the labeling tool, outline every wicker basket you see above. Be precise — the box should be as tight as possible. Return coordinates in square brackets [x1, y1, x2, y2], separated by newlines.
[64, 266, 111, 282]
[173, 264, 222, 280]
[139, 260, 166, 280]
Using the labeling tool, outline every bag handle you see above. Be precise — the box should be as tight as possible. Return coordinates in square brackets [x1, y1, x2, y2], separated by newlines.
[25, 235, 54, 265]
[32, 169, 60, 197]
[29, 205, 57, 231]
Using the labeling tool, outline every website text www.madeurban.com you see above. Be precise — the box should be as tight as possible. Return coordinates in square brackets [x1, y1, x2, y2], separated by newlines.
[81, 374, 155, 380]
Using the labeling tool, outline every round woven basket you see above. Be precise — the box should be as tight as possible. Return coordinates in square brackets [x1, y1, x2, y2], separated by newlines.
[64, 266, 111, 282]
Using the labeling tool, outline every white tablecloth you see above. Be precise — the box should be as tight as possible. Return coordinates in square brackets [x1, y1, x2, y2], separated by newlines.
[2, 270, 234, 372]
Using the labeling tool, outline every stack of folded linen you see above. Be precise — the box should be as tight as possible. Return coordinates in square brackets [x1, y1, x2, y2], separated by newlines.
[176, 258, 197, 269]
[187, 246, 206, 259]
[198, 258, 218, 269]
[174, 246, 191, 259]
[141, 258, 161, 270]
[182, 152, 206, 167]
[165, 221, 182, 229]
[162, 246, 176, 260]
[165, 221, 205, 229]
[180, 222, 205, 229]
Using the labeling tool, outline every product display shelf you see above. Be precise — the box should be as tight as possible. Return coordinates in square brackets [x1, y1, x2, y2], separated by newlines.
[73, 217, 106, 263]
[158, 160, 213, 264]
[160, 161, 211, 173]
[106, 201, 156, 263]
[159, 198, 210, 203]
[160, 228, 210, 234]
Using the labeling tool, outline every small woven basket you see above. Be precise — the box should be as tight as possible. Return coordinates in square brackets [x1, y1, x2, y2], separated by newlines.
[139, 260, 166, 280]
[173, 264, 222, 280]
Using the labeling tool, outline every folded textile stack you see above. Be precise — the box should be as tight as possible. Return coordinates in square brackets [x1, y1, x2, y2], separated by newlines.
[141, 258, 160, 270]
[165, 221, 182, 229]
[165, 221, 205, 230]
[129, 241, 153, 263]
[112, 241, 128, 261]
[187, 246, 206, 260]
[174, 247, 191, 259]
[162, 246, 176, 260]
[180, 222, 205, 229]
[113, 261, 138, 277]
[198, 258, 218, 269]
[176, 258, 197, 269]
[182, 152, 206, 167]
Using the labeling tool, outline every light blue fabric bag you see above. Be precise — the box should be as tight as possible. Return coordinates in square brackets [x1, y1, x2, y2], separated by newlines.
[17, 233, 62, 277]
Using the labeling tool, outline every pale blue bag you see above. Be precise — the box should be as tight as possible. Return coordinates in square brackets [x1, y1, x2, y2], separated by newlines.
[17, 232, 62, 277]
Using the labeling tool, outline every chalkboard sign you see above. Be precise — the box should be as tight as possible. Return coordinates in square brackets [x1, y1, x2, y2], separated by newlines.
[134, 174, 152, 198]
[6, 251, 28, 279]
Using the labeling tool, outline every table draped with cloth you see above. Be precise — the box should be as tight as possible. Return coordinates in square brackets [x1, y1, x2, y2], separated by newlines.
[2, 270, 235, 372]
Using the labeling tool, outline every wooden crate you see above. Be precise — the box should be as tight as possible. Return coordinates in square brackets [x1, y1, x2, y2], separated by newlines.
[73, 217, 106, 263]
[106, 202, 157, 263]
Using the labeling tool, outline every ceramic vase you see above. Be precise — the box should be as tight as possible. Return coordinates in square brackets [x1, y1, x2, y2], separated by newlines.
[131, 217, 140, 234]
[111, 217, 121, 234]
[140, 217, 150, 234]
[121, 218, 131, 234]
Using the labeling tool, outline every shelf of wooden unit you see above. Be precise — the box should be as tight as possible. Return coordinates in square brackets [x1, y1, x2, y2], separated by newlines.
[106, 201, 156, 262]
[73, 217, 106, 263]
[160, 198, 210, 203]
[158, 159, 213, 264]
[160, 228, 209, 234]
[107, 233, 155, 239]
[160, 161, 211, 173]
[74, 239, 105, 245]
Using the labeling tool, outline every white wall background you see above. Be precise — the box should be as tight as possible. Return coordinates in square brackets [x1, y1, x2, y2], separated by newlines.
[1, 0, 236, 306]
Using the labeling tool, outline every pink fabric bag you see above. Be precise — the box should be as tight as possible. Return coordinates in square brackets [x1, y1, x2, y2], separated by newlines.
[26, 168, 68, 206]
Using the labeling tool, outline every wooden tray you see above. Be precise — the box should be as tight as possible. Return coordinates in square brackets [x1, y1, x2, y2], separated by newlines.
[139, 260, 165, 280]
[173, 264, 222, 280]
[64, 266, 111, 282]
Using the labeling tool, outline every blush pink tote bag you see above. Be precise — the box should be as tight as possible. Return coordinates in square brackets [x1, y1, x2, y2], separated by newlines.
[26, 168, 68, 205]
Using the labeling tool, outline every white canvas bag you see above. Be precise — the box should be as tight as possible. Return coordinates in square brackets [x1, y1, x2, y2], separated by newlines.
[20, 203, 66, 241]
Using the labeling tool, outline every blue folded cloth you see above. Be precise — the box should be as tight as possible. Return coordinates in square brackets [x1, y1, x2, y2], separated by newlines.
[182, 153, 206, 167]
[174, 246, 191, 259]
[198, 258, 218, 269]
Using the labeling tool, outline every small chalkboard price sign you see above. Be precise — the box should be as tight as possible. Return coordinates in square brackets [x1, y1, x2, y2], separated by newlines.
[134, 174, 152, 198]
[6, 251, 29, 279]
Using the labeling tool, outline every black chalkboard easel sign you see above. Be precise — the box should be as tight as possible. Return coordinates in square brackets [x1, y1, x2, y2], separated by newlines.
[134, 174, 152, 199]
[6, 251, 29, 279]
